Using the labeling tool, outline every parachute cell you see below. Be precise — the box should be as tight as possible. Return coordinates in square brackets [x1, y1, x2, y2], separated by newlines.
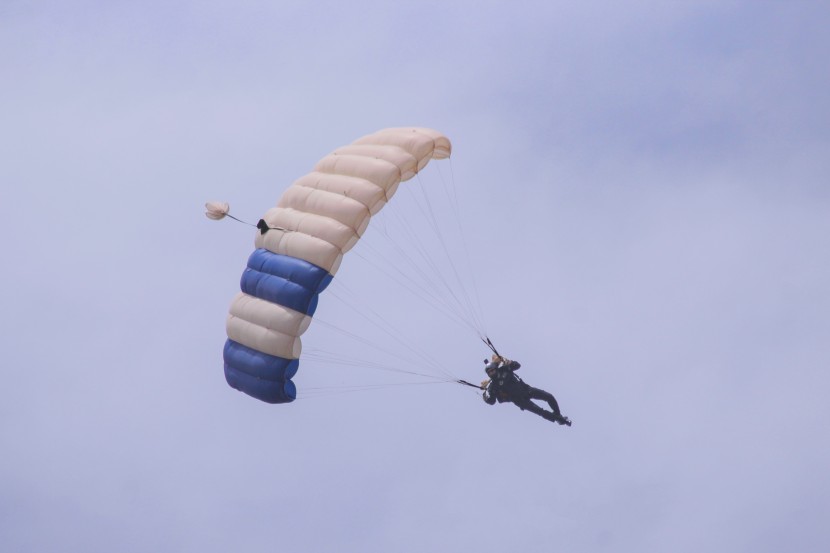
[222, 128, 452, 403]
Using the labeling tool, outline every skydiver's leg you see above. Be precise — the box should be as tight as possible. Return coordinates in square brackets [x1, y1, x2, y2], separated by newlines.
[526, 387, 562, 417]
[526, 387, 571, 426]
[512, 398, 560, 424]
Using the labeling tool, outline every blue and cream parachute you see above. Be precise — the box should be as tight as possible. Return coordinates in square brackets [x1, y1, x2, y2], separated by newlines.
[209, 128, 452, 403]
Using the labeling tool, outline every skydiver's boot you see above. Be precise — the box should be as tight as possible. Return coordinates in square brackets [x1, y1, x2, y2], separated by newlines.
[540, 409, 571, 427]
[541, 411, 562, 425]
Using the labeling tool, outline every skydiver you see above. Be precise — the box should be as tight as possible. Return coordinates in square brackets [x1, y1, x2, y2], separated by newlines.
[480, 355, 572, 426]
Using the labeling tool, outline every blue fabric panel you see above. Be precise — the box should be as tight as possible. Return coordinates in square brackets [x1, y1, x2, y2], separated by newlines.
[240, 249, 334, 316]
[226, 249, 334, 403]
[248, 248, 333, 293]
[240, 270, 318, 314]
[223, 339, 300, 381]
[225, 365, 297, 404]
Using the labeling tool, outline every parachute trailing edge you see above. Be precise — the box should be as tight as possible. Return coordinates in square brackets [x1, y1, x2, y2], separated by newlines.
[220, 128, 452, 403]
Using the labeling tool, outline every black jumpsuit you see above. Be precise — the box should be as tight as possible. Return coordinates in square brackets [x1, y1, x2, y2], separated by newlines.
[483, 360, 571, 426]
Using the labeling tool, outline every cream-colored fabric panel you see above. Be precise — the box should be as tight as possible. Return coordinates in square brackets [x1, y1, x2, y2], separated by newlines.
[262, 207, 362, 252]
[252, 128, 449, 276]
[226, 315, 302, 359]
[354, 129, 432, 161]
[353, 128, 449, 171]
[255, 228, 343, 274]
[229, 292, 312, 338]
[293, 172, 388, 214]
[314, 154, 402, 193]
[278, 186, 370, 236]
[331, 144, 419, 181]
[405, 127, 452, 159]
[383, 127, 452, 160]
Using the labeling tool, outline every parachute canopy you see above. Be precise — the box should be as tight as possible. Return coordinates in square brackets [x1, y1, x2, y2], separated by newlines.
[221, 128, 451, 403]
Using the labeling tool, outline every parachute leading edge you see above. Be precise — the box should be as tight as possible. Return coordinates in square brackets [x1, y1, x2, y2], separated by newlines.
[220, 128, 451, 403]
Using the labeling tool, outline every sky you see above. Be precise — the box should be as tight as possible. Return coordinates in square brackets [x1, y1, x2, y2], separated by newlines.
[2, 1, 829, 551]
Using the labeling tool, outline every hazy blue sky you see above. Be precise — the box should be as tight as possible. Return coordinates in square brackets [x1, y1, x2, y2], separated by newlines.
[2, 1, 829, 552]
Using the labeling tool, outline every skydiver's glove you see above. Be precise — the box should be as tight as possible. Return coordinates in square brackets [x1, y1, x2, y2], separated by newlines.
[480, 379, 491, 389]
[482, 389, 495, 405]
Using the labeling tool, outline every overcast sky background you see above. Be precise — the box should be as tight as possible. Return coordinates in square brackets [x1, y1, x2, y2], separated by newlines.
[2, 1, 829, 551]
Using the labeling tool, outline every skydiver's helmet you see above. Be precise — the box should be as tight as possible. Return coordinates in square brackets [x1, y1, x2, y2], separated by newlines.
[484, 354, 502, 377]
